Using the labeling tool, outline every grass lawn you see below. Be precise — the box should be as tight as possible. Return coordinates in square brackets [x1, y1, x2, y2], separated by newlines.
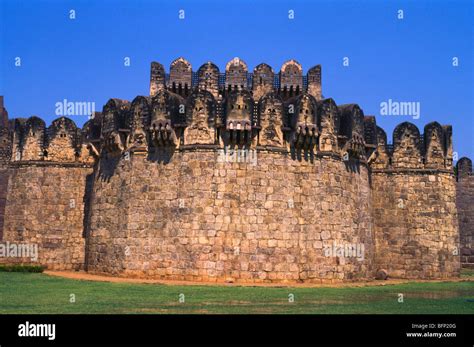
[0, 271, 473, 314]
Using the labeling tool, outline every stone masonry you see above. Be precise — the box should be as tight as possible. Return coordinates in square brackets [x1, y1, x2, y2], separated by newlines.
[456, 157, 474, 268]
[0, 57, 470, 283]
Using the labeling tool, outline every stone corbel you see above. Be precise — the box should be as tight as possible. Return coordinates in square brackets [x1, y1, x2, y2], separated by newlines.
[292, 122, 318, 150]
[344, 134, 366, 158]
[226, 119, 252, 145]
[150, 120, 177, 147]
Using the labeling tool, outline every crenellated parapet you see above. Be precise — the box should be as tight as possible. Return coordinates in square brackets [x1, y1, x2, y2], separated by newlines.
[338, 104, 366, 159]
[1, 60, 459, 175]
[169, 57, 192, 97]
[0, 56, 465, 281]
[370, 121, 454, 171]
[252, 63, 275, 101]
[149, 57, 323, 102]
[87, 93, 379, 162]
[318, 98, 340, 153]
[0, 126, 12, 164]
[457, 157, 472, 180]
[100, 98, 130, 155]
[2, 114, 96, 165]
[72, 59, 384, 162]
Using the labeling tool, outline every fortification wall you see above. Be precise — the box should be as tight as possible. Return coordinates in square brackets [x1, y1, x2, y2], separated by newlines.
[0, 58, 467, 282]
[0, 166, 10, 240]
[370, 122, 460, 279]
[372, 171, 459, 278]
[456, 158, 474, 268]
[86, 151, 374, 283]
[0, 163, 93, 270]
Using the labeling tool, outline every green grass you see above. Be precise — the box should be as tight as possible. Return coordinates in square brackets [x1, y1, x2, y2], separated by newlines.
[0, 272, 473, 314]
[461, 268, 474, 278]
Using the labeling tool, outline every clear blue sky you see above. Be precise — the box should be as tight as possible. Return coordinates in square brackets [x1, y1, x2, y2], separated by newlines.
[1, 0, 473, 160]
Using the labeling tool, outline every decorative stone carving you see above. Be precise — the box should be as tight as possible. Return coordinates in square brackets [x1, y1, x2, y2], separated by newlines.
[197, 62, 220, 99]
[0, 60, 465, 283]
[149, 62, 165, 97]
[223, 90, 253, 146]
[443, 125, 453, 168]
[338, 104, 366, 159]
[150, 90, 184, 147]
[81, 113, 102, 162]
[252, 63, 274, 101]
[370, 126, 390, 169]
[184, 90, 216, 145]
[392, 122, 423, 168]
[279, 60, 303, 99]
[288, 93, 318, 150]
[169, 57, 192, 97]
[45, 117, 78, 162]
[225, 57, 248, 91]
[101, 99, 128, 154]
[11, 118, 26, 161]
[21, 116, 45, 161]
[307, 65, 322, 100]
[424, 122, 445, 168]
[258, 93, 284, 148]
[318, 98, 339, 152]
[127, 96, 151, 154]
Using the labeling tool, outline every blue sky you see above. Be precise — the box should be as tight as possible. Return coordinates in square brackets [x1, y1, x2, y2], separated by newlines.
[1, 0, 473, 160]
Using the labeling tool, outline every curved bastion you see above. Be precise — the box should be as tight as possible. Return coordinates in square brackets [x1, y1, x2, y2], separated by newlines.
[86, 149, 374, 282]
[0, 58, 465, 283]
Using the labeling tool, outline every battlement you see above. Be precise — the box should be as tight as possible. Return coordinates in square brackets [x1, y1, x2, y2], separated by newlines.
[0, 60, 458, 174]
[0, 60, 466, 282]
[1, 116, 94, 165]
[150, 57, 321, 100]
[457, 157, 472, 180]
[371, 121, 454, 171]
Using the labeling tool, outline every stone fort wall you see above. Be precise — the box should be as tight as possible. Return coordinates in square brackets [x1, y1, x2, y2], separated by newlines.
[456, 157, 474, 269]
[0, 163, 92, 270]
[0, 57, 467, 282]
[0, 114, 94, 270]
[85, 150, 374, 283]
[370, 122, 460, 279]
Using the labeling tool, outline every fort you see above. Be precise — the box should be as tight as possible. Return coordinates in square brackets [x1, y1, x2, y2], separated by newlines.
[0, 57, 472, 283]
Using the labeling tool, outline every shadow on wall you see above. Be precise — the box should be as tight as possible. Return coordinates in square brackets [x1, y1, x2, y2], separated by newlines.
[290, 147, 315, 163]
[97, 155, 121, 182]
[147, 147, 175, 164]
[344, 159, 361, 174]
[82, 171, 95, 270]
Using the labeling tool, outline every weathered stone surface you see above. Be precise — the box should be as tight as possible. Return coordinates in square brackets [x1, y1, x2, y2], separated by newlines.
[0, 164, 92, 270]
[86, 151, 374, 283]
[372, 171, 460, 279]
[0, 58, 468, 283]
[456, 158, 474, 269]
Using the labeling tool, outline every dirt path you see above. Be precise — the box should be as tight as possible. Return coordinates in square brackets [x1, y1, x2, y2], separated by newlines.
[43, 270, 472, 288]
